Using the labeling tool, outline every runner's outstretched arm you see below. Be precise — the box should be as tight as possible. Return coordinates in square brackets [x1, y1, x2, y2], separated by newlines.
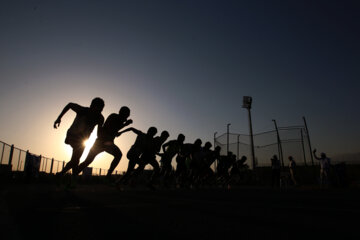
[116, 127, 142, 137]
[162, 141, 172, 153]
[53, 103, 82, 129]
[118, 119, 133, 132]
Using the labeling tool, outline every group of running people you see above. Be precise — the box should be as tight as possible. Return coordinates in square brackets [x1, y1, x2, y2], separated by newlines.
[53, 97, 249, 189]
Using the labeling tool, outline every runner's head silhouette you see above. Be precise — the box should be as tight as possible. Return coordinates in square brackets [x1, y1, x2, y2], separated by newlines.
[90, 97, 105, 113]
[177, 134, 185, 143]
[119, 106, 130, 119]
[194, 138, 202, 147]
[147, 127, 158, 137]
[160, 131, 170, 139]
[215, 146, 221, 153]
[204, 142, 212, 150]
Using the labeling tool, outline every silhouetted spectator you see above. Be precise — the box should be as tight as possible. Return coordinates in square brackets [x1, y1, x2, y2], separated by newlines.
[313, 149, 331, 187]
[271, 155, 281, 187]
[333, 162, 348, 187]
[288, 156, 297, 186]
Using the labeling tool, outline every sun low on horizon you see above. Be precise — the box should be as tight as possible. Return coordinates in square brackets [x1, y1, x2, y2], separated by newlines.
[61, 124, 136, 173]
[81, 131, 98, 162]
[62, 127, 99, 163]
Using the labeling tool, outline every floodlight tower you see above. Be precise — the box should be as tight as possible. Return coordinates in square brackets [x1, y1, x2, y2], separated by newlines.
[242, 96, 256, 170]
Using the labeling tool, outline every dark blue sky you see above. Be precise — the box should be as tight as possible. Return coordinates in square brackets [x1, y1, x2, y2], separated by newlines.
[0, 0, 359, 169]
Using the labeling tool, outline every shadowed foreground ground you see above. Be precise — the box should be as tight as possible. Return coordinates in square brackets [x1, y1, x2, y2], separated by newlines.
[1, 182, 359, 240]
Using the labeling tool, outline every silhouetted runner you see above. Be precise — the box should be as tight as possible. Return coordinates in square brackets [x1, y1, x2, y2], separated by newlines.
[54, 98, 105, 177]
[177, 139, 202, 188]
[134, 130, 170, 189]
[190, 141, 212, 187]
[115, 126, 158, 187]
[216, 151, 235, 187]
[159, 133, 185, 187]
[75, 106, 133, 180]
[198, 145, 221, 186]
[207, 146, 222, 169]
[175, 143, 191, 187]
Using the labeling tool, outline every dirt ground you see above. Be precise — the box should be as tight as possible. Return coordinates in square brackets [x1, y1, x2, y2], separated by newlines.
[1, 181, 360, 240]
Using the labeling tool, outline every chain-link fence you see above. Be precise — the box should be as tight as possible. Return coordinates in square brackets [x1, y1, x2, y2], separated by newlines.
[215, 126, 315, 168]
[0, 140, 117, 176]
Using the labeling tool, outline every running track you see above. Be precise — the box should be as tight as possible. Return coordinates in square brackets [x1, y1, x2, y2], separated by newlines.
[1, 183, 359, 239]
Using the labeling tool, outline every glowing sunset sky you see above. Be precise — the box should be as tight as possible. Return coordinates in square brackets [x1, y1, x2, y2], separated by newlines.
[0, 0, 359, 172]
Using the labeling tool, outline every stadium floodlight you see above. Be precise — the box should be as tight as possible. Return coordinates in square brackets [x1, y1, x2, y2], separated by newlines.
[242, 96, 252, 109]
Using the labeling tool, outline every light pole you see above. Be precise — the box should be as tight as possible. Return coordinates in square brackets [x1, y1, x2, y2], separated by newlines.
[300, 129, 307, 166]
[227, 123, 231, 154]
[242, 96, 256, 170]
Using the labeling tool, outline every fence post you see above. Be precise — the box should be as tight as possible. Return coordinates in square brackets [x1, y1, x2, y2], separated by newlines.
[39, 155, 43, 172]
[99, 168, 102, 176]
[213, 132, 217, 172]
[0, 143, 5, 164]
[300, 130, 307, 166]
[8, 144, 14, 168]
[303, 116, 314, 166]
[272, 119, 284, 168]
[62, 161, 65, 170]
[50, 158, 54, 174]
[44, 157, 47, 172]
[227, 123, 231, 154]
[23, 150, 29, 174]
[17, 150, 22, 171]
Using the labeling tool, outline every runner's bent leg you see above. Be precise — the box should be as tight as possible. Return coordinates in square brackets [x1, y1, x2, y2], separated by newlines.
[76, 143, 103, 175]
[60, 144, 85, 176]
[104, 144, 122, 177]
